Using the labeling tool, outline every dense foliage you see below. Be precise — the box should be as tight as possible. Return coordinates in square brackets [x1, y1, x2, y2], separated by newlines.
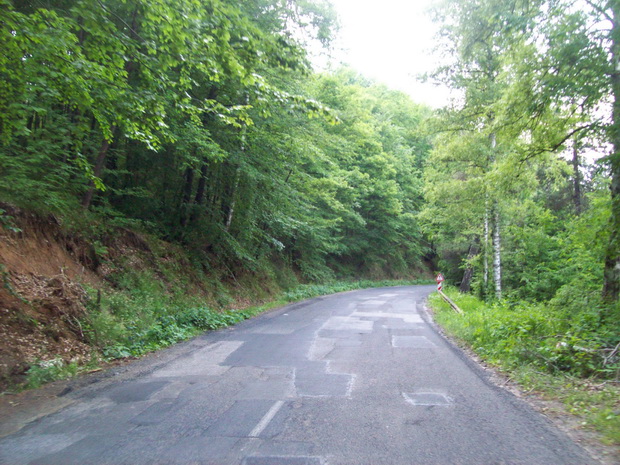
[0, 0, 431, 280]
[423, 0, 620, 384]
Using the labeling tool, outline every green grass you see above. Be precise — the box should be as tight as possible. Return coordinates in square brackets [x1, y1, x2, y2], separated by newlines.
[428, 287, 620, 445]
[23, 358, 99, 390]
[514, 368, 620, 445]
[280, 278, 434, 302]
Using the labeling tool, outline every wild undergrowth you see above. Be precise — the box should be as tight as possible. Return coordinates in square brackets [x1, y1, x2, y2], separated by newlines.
[8, 205, 434, 392]
[515, 367, 620, 445]
[24, 358, 102, 390]
[429, 287, 620, 444]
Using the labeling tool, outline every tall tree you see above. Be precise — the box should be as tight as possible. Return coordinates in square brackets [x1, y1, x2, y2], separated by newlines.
[483, 0, 617, 309]
[426, 0, 519, 298]
[0, 0, 435, 283]
[602, 1, 620, 302]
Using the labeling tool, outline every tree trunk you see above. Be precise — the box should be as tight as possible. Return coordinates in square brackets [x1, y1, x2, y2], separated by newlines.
[194, 163, 208, 206]
[572, 138, 582, 215]
[484, 203, 490, 294]
[225, 168, 240, 232]
[225, 93, 248, 233]
[180, 166, 194, 227]
[492, 202, 502, 300]
[603, 5, 620, 303]
[487, 132, 501, 299]
[81, 133, 114, 209]
[460, 239, 479, 293]
[179, 165, 194, 228]
[188, 163, 209, 224]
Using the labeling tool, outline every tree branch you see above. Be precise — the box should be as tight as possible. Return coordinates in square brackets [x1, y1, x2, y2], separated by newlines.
[518, 123, 601, 167]
[95, 0, 146, 43]
[583, 0, 613, 23]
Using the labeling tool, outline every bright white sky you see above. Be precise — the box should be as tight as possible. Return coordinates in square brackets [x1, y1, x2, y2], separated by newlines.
[324, 0, 450, 108]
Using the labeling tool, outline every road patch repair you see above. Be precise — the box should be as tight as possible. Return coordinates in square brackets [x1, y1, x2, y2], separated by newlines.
[403, 391, 454, 407]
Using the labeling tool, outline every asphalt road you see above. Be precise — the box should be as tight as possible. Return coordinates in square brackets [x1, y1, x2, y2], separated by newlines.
[0, 285, 596, 465]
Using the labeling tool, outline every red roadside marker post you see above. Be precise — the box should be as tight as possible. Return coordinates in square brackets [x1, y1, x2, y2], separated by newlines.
[435, 273, 463, 314]
[436, 273, 445, 291]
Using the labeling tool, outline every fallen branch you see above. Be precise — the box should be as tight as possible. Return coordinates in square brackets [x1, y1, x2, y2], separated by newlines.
[603, 341, 620, 367]
[438, 289, 463, 314]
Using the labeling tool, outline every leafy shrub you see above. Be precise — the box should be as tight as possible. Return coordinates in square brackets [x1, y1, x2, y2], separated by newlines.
[86, 277, 433, 361]
[0, 208, 21, 233]
[85, 309, 128, 349]
[25, 359, 80, 389]
[174, 307, 250, 331]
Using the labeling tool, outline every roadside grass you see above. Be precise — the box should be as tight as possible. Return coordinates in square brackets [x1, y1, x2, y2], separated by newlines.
[24, 359, 81, 390]
[23, 357, 102, 390]
[21, 277, 432, 391]
[280, 279, 433, 302]
[514, 367, 620, 445]
[428, 287, 620, 446]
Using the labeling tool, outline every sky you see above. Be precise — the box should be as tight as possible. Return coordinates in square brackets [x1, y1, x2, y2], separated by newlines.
[324, 0, 451, 108]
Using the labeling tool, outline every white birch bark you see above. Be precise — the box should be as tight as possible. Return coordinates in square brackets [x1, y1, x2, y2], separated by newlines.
[489, 132, 501, 299]
[484, 201, 489, 291]
[493, 203, 502, 299]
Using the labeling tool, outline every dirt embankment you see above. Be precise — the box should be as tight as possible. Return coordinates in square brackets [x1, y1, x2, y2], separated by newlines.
[0, 205, 430, 391]
[0, 205, 178, 390]
[0, 204, 277, 391]
[0, 207, 103, 389]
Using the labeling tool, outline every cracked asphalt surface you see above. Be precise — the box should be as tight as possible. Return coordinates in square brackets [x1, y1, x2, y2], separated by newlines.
[0, 286, 597, 464]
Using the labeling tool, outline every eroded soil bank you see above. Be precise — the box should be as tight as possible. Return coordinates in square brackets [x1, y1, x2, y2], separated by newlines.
[0, 206, 278, 390]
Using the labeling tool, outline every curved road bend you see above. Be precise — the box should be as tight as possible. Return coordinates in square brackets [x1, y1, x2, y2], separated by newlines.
[0, 286, 596, 465]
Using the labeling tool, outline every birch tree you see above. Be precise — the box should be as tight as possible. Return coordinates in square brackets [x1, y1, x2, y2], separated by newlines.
[428, 0, 620, 320]
[479, 0, 619, 313]
[426, 0, 515, 298]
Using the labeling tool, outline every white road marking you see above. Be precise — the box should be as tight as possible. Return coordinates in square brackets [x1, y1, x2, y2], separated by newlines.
[249, 401, 285, 438]
[326, 361, 356, 398]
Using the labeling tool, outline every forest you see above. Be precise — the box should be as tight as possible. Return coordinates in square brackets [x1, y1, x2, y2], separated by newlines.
[1, 0, 432, 281]
[424, 0, 620, 374]
[0, 0, 619, 438]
